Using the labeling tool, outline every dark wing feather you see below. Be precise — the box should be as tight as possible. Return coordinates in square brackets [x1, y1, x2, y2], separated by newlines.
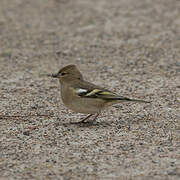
[72, 80, 118, 99]
[72, 80, 150, 103]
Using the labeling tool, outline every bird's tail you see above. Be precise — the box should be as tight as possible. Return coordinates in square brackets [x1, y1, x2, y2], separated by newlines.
[110, 96, 150, 103]
[125, 98, 150, 103]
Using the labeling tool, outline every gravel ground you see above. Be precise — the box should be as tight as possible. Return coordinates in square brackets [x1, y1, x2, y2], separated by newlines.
[0, 0, 180, 179]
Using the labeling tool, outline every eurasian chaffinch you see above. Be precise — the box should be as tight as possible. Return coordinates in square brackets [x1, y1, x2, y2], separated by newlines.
[51, 65, 149, 123]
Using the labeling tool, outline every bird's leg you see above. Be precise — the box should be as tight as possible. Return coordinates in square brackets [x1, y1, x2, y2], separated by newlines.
[71, 113, 100, 124]
[70, 114, 93, 124]
[92, 113, 100, 121]
[79, 114, 93, 123]
[82, 113, 100, 123]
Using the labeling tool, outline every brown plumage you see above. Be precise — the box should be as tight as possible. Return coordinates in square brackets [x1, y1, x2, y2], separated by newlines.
[51, 65, 150, 123]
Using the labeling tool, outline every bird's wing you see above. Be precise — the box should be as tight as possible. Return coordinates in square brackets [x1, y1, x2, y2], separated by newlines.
[72, 80, 121, 100]
[72, 80, 150, 103]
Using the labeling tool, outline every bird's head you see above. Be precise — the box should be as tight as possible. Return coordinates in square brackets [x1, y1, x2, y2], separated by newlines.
[52, 64, 83, 83]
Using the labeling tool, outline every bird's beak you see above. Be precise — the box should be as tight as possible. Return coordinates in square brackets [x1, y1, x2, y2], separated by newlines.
[51, 73, 58, 78]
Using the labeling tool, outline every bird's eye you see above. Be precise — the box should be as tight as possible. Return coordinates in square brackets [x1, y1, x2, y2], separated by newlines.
[61, 72, 66, 76]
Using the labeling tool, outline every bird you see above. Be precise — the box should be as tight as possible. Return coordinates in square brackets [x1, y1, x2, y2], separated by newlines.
[51, 64, 150, 123]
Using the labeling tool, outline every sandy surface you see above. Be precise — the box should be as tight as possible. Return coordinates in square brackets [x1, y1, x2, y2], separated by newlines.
[0, 0, 180, 179]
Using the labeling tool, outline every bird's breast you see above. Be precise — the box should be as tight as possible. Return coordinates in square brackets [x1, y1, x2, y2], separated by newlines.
[60, 85, 104, 114]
